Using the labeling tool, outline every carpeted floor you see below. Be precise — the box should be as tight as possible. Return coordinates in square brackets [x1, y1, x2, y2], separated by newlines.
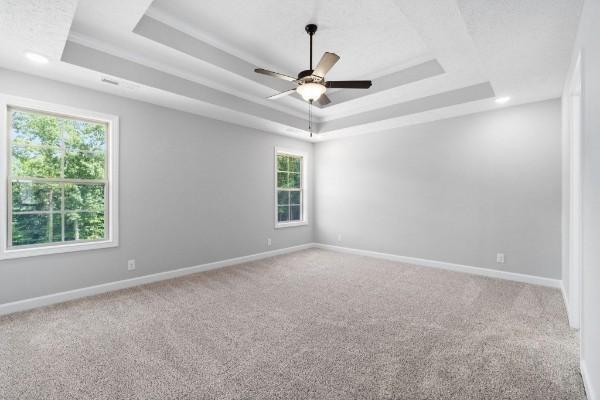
[0, 249, 585, 400]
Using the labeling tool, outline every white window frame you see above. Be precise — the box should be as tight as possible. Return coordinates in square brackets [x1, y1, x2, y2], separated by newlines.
[0, 95, 119, 259]
[274, 147, 308, 229]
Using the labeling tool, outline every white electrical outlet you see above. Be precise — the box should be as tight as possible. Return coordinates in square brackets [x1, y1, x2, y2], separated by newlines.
[496, 253, 505, 264]
[127, 259, 136, 271]
[337, 233, 342, 242]
[267, 238, 272, 246]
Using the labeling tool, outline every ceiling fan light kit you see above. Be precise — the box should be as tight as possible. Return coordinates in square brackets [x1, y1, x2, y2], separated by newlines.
[297, 82, 326, 102]
[254, 24, 373, 136]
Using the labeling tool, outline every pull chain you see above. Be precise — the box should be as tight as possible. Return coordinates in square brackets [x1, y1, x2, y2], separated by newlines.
[309, 100, 313, 137]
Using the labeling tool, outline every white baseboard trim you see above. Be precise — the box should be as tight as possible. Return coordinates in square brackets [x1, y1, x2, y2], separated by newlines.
[0, 243, 314, 316]
[561, 281, 578, 329]
[0, 242, 564, 316]
[314, 243, 562, 288]
[561, 281, 569, 311]
[581, 359, 596, 400]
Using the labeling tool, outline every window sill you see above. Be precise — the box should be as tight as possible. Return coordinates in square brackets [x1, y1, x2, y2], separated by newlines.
[0, 239, 118, 260]
[275, 221, 309, 229]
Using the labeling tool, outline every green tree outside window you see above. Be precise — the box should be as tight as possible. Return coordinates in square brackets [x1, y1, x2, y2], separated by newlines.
[276, 153, 303, 223]
[9, 109, 107, 247]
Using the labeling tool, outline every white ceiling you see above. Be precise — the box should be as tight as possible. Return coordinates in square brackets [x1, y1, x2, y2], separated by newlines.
[150, 0, 431, 82]
[0, 0, 584, 142]
[0, 0, 78, 60]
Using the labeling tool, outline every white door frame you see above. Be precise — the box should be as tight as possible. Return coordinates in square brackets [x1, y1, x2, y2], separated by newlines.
[567, 52, 583, 330]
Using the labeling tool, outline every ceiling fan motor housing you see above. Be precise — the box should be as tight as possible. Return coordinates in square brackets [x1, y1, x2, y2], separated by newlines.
[298, 69, 316, 81]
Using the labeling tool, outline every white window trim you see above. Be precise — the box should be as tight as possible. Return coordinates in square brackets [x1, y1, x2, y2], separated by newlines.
[274, 147, 308, 229]
[0, 94, 119, 259]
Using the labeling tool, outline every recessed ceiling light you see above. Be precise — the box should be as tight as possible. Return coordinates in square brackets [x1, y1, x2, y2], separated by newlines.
[24, 51, 49, 64]
[495, 96, 510, 104]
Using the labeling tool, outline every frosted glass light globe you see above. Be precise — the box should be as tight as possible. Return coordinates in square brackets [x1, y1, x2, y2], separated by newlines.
[296, 82, 326, 102]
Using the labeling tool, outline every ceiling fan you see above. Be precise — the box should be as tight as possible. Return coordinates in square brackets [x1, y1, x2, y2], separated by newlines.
[254, 24, 372, 106]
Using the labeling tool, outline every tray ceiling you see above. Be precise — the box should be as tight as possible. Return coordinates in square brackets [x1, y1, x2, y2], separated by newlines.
[0, 0, 584, 141]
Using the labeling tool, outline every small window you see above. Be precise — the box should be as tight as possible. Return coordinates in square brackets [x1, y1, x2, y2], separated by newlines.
[275, 149, 306, 227]
[1, 97, 119, 259]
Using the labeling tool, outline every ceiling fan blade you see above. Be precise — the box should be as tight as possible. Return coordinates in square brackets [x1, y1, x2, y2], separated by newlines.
[255, 68, 298, 83]
[325, 80, 372, 89]
[267, 89, 296, 100]
[317, 93, 331, 106]
[312, 52, 340, 78]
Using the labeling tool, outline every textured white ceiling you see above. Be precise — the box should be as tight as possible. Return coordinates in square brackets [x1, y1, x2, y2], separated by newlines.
[72, 0, 154, 32]
[0, 0, 78, 60]
[0, 0, 584, 141]
[150, 0, 431, 81]
[458, 0, 582, 100]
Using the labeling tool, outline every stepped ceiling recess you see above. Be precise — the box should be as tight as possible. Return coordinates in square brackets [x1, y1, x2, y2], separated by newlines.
[0, 0, 583, 141]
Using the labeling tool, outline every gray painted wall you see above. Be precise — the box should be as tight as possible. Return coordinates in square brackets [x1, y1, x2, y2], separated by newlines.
[0, 69, 314, 304]
[0, 69, 564, 310]
[567, 1, 600, 397]
[315, 99, 562, 279]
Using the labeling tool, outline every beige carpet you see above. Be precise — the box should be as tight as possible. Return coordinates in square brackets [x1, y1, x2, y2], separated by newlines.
[0, 249, 585, 400]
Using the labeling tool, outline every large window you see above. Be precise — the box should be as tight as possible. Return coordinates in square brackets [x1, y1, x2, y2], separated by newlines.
[275, 149, 306, 227]
[1, 97, 118, 259]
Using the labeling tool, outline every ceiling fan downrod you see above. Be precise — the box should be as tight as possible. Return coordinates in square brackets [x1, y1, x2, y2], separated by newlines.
[305, 24, 317, 71]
